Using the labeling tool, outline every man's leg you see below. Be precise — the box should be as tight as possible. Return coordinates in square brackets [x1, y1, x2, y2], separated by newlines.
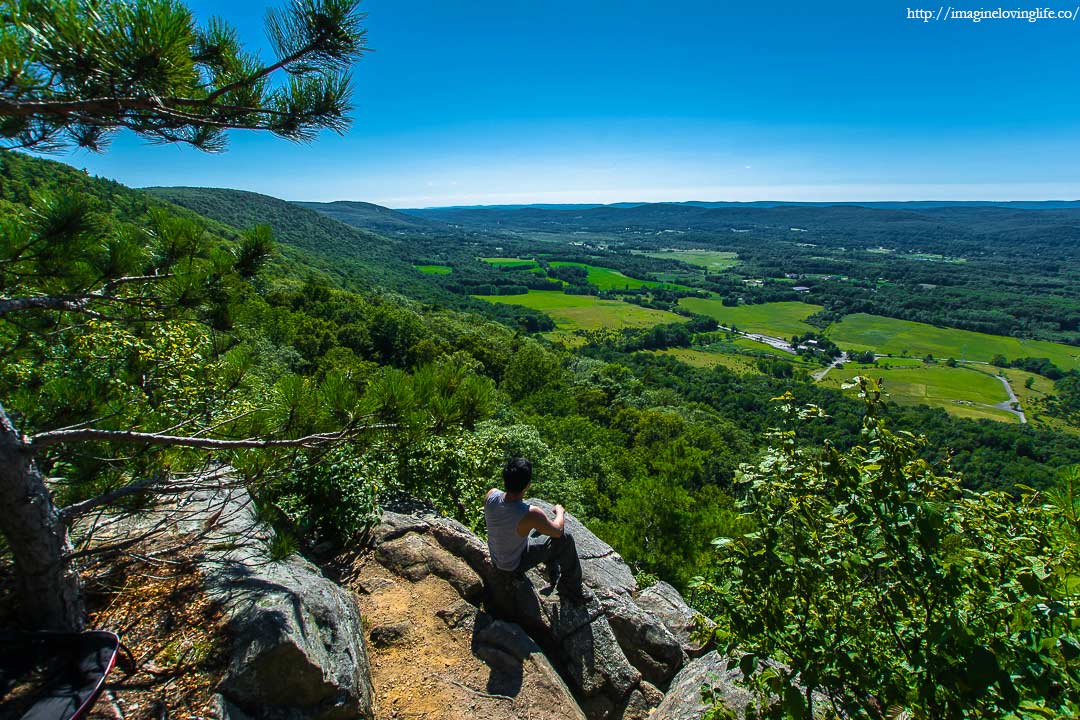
[517, 532, 558, 584]
[517, 532, 583, 597]
[552, 530, 583, 591]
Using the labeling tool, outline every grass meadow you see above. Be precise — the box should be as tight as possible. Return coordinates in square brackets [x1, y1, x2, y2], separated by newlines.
[821, 362, 1019, 423]
[643, 250, 739, 270]
[678, 299, 823, 338]
[473, 290, 685, 331]
[415, 264, 452, 275]
[827, 314, 1080, 371]
[549, 262, 693, 291]
[650, 347, 761, 373]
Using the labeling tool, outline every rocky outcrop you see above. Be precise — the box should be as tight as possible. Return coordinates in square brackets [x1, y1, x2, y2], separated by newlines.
[80, 481, 715, 720]
[369, 498, 694, 720]
[472, 615, 588, 720]
[653, 651, 829, 720]
[375, 529, 483, 602]
[653, 652, 753, 720]
[184, 488, 374, 720]
[635, 580, 714, 658]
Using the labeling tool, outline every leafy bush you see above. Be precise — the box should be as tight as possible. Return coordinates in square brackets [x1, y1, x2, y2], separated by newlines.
[691, 380, 1080, 719]
[268, 445, 383, 546]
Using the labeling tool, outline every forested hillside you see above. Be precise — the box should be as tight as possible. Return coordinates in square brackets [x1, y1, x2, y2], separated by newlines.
[3, 151, 1079, 716]
[5, 150, 1073, 581]
[296, 200, 446, 235]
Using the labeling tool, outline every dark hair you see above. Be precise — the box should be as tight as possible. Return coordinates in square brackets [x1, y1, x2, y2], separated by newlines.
[502, 457, 532, 493]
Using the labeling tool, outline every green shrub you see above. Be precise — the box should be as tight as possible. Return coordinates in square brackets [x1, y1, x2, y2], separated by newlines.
[691, 380, 1080, 719]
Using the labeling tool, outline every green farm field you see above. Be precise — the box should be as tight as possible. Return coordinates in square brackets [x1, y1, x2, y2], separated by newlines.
[650, 347, 761, 374]
[986, 366, 1080, 435]
[480, 257, 540, 269]
[474, 290, 685, 331]
[873, 357, 926, 368]
[643, 250, 739, 270]
[678, 299, 823, 338]
[820, 362, 1019, 423]
[731, 336, 792, 355]
[827, 314, 1080, 371]
[415, 264, 452, 275]
[549, 262, 692, 291]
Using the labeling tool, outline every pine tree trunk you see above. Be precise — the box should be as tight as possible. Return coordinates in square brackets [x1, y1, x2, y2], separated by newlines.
[0, 404, 84, 631]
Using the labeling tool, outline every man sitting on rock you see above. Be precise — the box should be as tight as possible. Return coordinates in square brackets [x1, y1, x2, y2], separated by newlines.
[485, 457, 587, 602]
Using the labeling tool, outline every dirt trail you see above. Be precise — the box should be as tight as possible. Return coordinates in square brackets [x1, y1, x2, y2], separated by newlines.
[348, 556, 576, 720]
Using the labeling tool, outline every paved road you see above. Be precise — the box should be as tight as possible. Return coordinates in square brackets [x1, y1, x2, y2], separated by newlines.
[813, 352, 848, 381]
[992, 373, 1027, 424]
[742, 331, 797, 355]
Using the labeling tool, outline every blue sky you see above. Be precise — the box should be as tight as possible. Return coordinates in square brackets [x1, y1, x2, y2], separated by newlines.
[59, 0, 1080, 206]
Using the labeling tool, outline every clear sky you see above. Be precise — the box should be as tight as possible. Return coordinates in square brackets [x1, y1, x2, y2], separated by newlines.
[55, 0, 1080, 207]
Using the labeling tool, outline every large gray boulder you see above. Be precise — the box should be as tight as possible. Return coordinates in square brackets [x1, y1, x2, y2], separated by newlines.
[528, 500, 687, 689]
[652, 652, 754, 720]
[601, 591, 688, 687]
[653, 651, 828, 720]
[635, 581, 714, 658]
[472, 615, 588, 720]
[491, 573, 643, 719]
[189, 488, 374, 720]
[375, 530, 484, 601]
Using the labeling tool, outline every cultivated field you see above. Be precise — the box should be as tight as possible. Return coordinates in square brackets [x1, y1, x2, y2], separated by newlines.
[643, 250, 740, 270]
[821, 362, 1019, 423]
[415, 264, 452, 275]
[474, 290, 684, 331]
[873, 357, 926, 368]
[549, 262, 692, 291]
[827, 314, 1080, 371]
[678, 299, 823, 338]
[650, 348, 760, 373]
[480, 257, 538, 268]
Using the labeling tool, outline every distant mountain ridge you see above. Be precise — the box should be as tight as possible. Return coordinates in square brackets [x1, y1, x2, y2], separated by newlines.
[403, 199, 1080, 212]
[295, 200, 446, 235]
[399, 201, 1080, 258]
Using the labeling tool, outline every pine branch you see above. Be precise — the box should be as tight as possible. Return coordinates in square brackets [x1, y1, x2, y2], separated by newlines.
[0, 296, 110, 318]
[30, 424, 394, 450]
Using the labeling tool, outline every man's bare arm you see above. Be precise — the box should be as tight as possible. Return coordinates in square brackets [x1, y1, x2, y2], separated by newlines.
[521, 504, 565, 538]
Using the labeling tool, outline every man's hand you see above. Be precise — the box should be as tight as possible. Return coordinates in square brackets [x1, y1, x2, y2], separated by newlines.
[552, 505, 566, 533]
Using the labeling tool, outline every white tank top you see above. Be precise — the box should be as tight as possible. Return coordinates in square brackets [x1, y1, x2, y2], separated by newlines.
[484, 490, 530, 571]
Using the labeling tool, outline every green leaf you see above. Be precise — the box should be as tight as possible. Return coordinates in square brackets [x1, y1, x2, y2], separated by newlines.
[965, 646, 1000, 694]
[1059, 636, 1080, 661]
[1017, 571, 1042, 596]
[738, 652, 757, 678]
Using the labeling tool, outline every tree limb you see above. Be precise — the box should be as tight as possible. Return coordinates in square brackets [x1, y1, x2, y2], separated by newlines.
[59, 475, 164, 523]
[0, 296, 107, 318]
[30, 424, 393, 450]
